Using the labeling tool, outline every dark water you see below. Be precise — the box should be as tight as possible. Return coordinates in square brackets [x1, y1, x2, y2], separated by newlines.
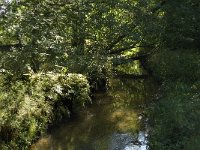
[30, 78, 157, 150]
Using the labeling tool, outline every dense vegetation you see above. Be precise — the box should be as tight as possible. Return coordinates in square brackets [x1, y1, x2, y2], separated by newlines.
[0, 73, 90, 149]
[0, 0, 199, 149]
[146, 1, 200, 149]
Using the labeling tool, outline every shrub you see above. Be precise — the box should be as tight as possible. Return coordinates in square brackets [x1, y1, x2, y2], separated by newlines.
[0, 72, 91, 150]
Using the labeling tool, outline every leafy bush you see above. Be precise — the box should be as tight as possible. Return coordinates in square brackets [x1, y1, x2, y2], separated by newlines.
[0, 73, 90, 150]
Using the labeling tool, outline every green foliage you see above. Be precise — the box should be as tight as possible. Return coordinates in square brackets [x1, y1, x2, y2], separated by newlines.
[149, 81, 200, 150]
[0, 0, 199, 149]
[148, 49, 200, 82]
[142, 1, 200, 149]
[66, 52, 112, 91]
[0, 73, 90, 150]
[159, 0, 200, 49]
[0, 0, 153, 149]
[0, 0, 152, 79]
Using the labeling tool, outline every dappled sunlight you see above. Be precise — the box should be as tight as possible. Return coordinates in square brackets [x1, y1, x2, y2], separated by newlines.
[1, 0, 198, 149]
[109, 109, 138, 132]
[30, 136, 51, 150]
[115, 60, 145, 75]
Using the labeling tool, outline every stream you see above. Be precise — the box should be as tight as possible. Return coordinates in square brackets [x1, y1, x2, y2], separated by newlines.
[30, 77, 157, 150]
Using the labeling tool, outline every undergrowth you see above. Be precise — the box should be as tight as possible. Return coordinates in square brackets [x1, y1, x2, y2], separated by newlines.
[148, 49, 200, 150]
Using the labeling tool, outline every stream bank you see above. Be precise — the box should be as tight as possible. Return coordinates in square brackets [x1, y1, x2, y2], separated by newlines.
[30, 77, 158, 150]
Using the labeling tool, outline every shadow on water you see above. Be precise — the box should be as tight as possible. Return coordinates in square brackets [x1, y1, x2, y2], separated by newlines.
[30, 77, 158, 150]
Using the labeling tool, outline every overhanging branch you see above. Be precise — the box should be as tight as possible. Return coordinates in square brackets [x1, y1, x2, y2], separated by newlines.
[113, 70, 149, 79]
[110, 44, 154, 55]
[112, 54, 149, 66]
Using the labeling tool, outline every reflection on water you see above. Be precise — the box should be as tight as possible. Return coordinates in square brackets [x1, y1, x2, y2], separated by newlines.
[30, 78, 157, 150]
[111, 131, 148, 150]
